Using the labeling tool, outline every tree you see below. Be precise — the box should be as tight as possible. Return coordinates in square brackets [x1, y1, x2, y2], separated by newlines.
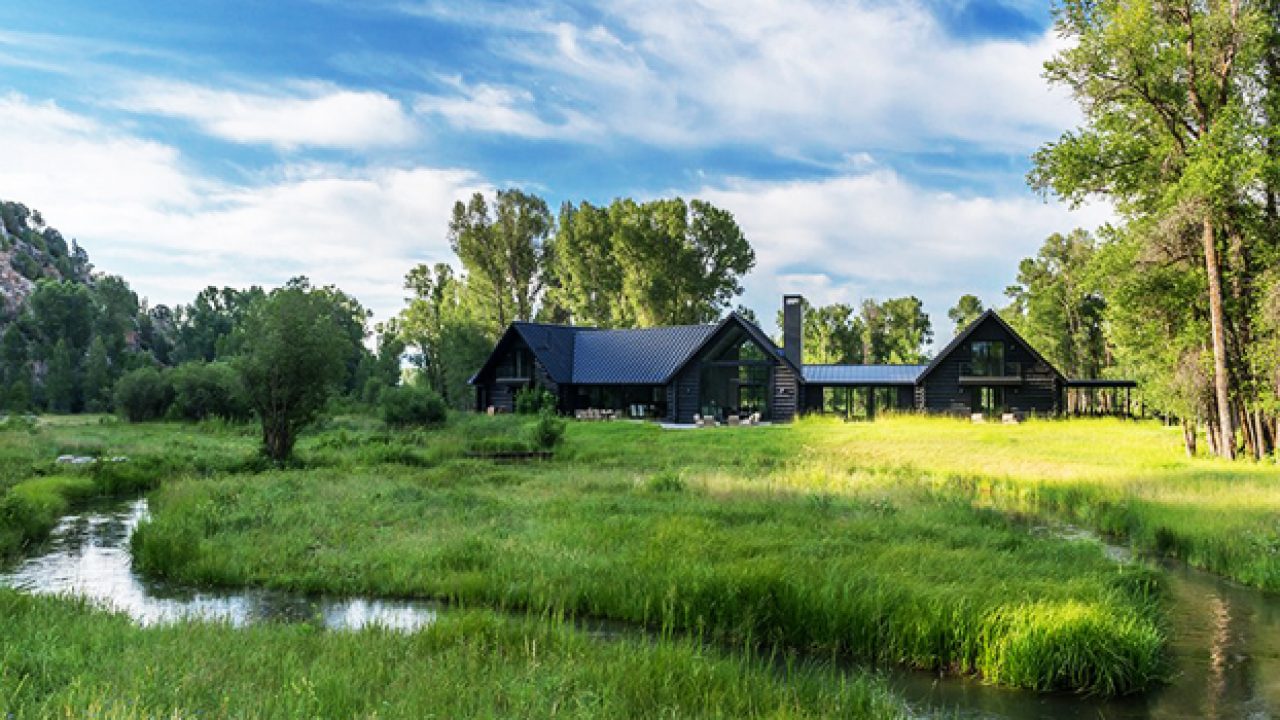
[43, 339, 77, 413]
[169, 361, 249, 421]
[611, 199, 755, 326]
[879, 296, 933, 364]
[547, 200, 625, 326]
[281, 277, 372, 395]
[1030, 0, 1269, 457]
[82, 336, 113, 412]
[947, 294, 985, 333]
[235, 286, 352, 461]
[1004, 230, 1108, 378]
[398, 263, 494, 409]
[0, 323, 31, 411]
[174, 286, 265, 363]
[776, 299, 863, 364]
[449, 189, 552, 334]
[27, 280, 94, 357]
[114, 366, 173, 422]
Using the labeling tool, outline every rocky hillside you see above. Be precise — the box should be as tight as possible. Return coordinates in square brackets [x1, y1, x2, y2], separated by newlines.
[0, 201, 92, 321]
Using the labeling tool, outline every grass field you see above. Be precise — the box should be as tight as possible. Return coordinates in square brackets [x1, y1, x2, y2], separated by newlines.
[6, 410, 1272, 713]
[0, 591, 902, 719]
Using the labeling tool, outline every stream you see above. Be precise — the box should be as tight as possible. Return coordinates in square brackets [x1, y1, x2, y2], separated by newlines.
[4, 497, 1280, 719]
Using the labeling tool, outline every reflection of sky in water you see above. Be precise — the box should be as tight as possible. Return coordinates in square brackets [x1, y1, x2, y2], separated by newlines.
[889, 525, 1280, 720]
[0, 499, 438, 632]
[8, 501, 1280, 719]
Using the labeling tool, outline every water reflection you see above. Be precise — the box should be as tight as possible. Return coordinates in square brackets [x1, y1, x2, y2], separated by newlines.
[7, 500, 1280, 719]
[0, 498, 439, 632]
[890, 529, 1280, 720]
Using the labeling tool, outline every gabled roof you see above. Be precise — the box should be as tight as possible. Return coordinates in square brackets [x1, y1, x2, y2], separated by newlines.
[467, 322, 578, 386]
[917, 309, 1065, 382]
[802, 364, 927, 385]
[571, 324, 718, 384]
[511, 322, 578, 383]
[469, 313, 794, 387]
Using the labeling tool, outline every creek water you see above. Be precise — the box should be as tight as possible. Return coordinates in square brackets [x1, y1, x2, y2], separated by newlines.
[0, 498, 441, 631]
[3, 498, 1279, 719]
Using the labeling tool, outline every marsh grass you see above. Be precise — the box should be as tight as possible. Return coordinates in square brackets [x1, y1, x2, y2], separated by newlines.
[2, 412, 1222, 701]
[131, 425, 1168, 695]
[0, 590, 903, 719]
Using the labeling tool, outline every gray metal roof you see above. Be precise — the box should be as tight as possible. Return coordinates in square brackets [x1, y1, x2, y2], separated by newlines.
[511, 323, 578, 383]
[801, 364, 926, 385]
[571, 324, 719, 384]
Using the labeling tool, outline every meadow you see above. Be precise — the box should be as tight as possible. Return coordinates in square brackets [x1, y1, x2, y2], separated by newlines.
[3, 410, 1271, 715]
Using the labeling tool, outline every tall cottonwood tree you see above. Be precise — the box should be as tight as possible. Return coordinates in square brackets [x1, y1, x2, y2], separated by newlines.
[1004, 230, 1108, 379]
[1030, 0, 1268, 458]
[449, 189, 552, 334]
[547, 197, 755, 328]
[398, 262, 492, 409]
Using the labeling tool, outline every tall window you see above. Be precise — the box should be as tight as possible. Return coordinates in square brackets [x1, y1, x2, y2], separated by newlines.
[970, 341, 1005, 376]
[699, 334, 772, 420]
[974, 386, 1004, 415]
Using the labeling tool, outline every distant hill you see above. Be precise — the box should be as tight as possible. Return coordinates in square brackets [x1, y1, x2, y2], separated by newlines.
[0, 201, 93, 322]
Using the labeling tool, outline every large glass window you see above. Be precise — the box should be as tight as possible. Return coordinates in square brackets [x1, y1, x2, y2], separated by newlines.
[970, 341, 1005, 376]
[699, 334, 772, 420]
[974, 386, 1004, 415]
[498, 348, 534, 379]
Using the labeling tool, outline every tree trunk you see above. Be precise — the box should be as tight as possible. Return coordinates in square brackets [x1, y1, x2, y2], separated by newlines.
[1253, 409, 1269, 459]
[1207, 416, 1221, 457]
[1202, 217, 1236, 459]
[1238, 403, 1257, 459]
[1182, 419, 1198, 458]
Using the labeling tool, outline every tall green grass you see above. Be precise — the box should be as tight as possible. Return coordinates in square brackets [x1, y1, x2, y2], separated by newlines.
[0, 590, 903, 719]
[132, 453, 1166, 695]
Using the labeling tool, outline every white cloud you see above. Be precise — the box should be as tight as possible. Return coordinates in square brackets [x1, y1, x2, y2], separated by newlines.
[414, 77, 600, 139]
[696, 169, 1113, 341]
[0, 93, 484, 320]
[401, 0, 1078, 153]
[117, 80, 419, 150]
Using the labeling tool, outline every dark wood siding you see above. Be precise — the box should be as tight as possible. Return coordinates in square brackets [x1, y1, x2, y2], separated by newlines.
[919, 316, 1061, 415]
[773, 366, 799, 421]
[673, 363, 701, 424]
[474, 337, 557, 413]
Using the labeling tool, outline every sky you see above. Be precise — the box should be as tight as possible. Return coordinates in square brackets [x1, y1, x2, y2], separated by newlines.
[0, 0, 1111, 342]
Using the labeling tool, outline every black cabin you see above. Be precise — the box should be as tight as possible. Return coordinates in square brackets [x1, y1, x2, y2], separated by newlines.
[470, 297, 1125, 421]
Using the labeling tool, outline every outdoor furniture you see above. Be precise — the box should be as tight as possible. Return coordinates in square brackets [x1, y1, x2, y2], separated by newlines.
[970, 413, 985, 423]
[727, 415, 740, 427]
[1002, 412, 1021, 424]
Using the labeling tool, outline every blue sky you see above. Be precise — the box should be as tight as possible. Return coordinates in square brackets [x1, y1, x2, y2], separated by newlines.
[0, 0, 1108, 339]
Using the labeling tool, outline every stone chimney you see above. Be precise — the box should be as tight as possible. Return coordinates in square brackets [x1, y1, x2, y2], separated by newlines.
[782, 294, 803, 367]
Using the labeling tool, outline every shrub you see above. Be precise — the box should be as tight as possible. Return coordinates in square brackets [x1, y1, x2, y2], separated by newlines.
[381, 384, 448, 427]
[113, 367, 173, 422]
[645, 469, 686, 493]
[514, 387, 557, 415]
[530, 409, 566, 450]
[169, 362, 250, 422]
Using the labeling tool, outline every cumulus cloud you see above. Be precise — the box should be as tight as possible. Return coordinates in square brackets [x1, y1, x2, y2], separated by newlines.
[0, 93, 484, 320]
[695, 169, 1113, 341]
[116, 80, 419, 150]
[398, 0, 1077, 153]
